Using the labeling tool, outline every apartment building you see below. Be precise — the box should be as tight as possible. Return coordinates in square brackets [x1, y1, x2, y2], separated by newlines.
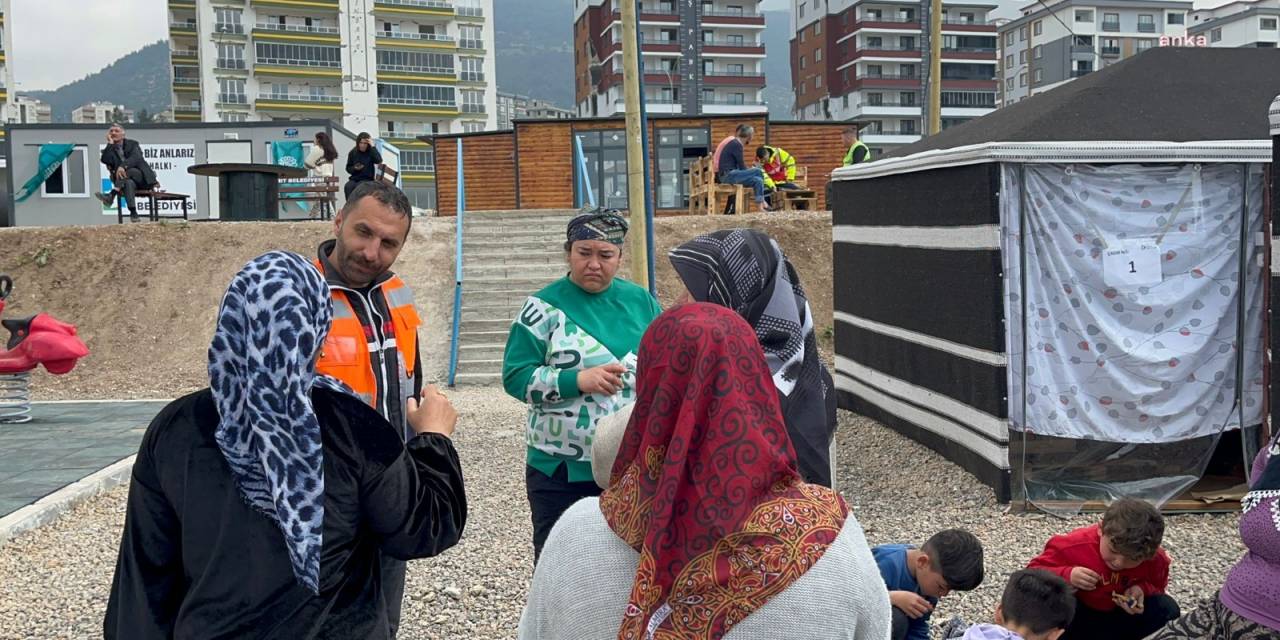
[790, 0, 1000, 158]
[1, 0, 12, 136]
[72, 102, 136, 124]
[997, 0, 1194, 106]
[167, 0, 497, 209]
[496, 91, 574, 130]
[1189, 0, 1279, 48]
[13, 96, 51, 124]
[573, 0, 768, 117]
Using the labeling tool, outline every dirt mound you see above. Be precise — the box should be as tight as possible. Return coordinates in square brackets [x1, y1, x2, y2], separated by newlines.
[2, 212, 831, 401]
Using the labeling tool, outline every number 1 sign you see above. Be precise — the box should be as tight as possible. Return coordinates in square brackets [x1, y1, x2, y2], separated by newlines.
[1102, 239, 1163, 288]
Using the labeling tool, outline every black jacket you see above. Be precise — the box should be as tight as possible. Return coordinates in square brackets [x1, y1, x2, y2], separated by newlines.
[346, 146, 383, 183]
[104, 388, 467, 640]
[100, 138, 158, 186]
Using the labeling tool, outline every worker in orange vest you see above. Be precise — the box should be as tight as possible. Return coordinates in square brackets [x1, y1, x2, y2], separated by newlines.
[313, 180, 438, 638]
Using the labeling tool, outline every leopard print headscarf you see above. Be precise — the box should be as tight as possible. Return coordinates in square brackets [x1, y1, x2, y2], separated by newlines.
[209, 251, 351, 594]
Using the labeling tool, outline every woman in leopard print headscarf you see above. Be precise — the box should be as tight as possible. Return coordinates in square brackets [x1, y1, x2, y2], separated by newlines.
[105, 251, 467, 640]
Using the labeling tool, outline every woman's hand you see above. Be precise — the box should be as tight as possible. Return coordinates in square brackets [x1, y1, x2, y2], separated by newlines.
[407, 385, 457, 438]
[578, 363, 627, 396]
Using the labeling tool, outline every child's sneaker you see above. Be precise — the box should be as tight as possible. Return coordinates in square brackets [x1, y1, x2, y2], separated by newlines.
[941, 615, 968, 639]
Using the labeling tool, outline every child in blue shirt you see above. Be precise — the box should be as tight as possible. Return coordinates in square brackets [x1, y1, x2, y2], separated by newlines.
[874, 528, 986, 640]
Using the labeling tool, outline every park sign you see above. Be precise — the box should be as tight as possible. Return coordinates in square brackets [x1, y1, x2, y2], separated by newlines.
[1159, 33, 1209, 47]
[98, 144, 198, 216]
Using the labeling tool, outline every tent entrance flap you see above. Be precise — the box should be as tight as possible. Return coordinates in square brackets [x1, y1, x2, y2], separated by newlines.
[1002, 162, 1267, 512]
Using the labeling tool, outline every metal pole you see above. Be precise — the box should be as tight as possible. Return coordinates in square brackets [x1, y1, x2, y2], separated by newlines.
[637, 49, 657, 296]
[447, 138, 465, 387]
[928, 0, 942, 135]
[620, 0, 651, 291]
[575, 134, 596, 208]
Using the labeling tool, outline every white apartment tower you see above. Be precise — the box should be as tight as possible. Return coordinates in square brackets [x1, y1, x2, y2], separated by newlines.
[168, 0, 497, 193]
[1189, 0, 1279, 48]
[573, 0, 769, 117]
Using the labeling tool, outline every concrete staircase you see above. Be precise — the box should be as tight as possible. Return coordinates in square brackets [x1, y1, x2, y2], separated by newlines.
[453, 209, 577, 386]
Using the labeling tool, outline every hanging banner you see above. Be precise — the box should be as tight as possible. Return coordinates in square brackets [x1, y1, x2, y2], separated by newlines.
[99, 143, 197, 215]
[15, 144, 76, 203]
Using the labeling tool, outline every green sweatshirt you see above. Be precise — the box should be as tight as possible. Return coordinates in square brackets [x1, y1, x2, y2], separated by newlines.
[502, 276, 662, 482]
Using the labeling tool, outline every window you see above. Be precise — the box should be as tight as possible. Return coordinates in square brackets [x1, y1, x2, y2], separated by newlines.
[1263, 18, 1279, 30]
[1033, 20, 1042, 35]
[900, 119, 916, 134]
[800, 55, 806, 69]
[867, 92, 883, 106]
[799, 2, 805, 18]
[1034, 45, 1042, 59]
[219, 78, 246, 103]
[1033, 68, 1042, 83]
[42, 147, 89, 198]
[460, 57, 484, 82]
[574, 130, 628, 208]
[1138, 14, 1155, 32]
[815, 48, 822, 61]
[1019, 72, 1027, 87]
[900, 63, 917, 77]
[867, 36, 883, 48]
[1005, 54, 1014, 68]
[1005, 32, 1014, 46]
[899, 91, 916, 106]
[1019, 26, 1027, 40]
[731, 92, 745, 104]
[377, 83, 457, 106]
[459, 25, 483, 49]
[899, 36, 915, 49]
[1211, 28, 1222, 42]
[815, 74, 822, 88]
[866, 64, 882, 77]
[1136, 38, 1155, 52]
[461, 89, 485, 112]
[1019, 50, 1026, 64]
[401, 150, 435, 171]
[255, 42, 341, 67]
[1167, 12, 1184, 25]
[217, 43, 246, 69]
[1076, 9, 1094, 22]
[1101, 37, 1121, 55]
[1102, 13, 1120, 31]
[462, 122, 484, 133]
[377, 50, 454, 74]
[221, 112, 248, 123]
[215, 8, 244, 34]
[727, 34, 744, 45]
[814, 21, 821, 35]
[961, 12, 975, 23]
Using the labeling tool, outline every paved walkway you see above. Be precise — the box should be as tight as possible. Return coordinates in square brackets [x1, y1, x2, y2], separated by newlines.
[0, 401, 168, 518]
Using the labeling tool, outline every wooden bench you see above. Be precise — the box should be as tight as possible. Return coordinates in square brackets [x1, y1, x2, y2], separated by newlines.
[377, 165, 399, 186]
[687, 156, 747, 216]
[279, 176, 340, 220]
[772, 166, 818, 212]
[116, 190, 191, 224]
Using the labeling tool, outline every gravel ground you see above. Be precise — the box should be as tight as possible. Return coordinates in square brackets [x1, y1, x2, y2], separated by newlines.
[0, 392, 1243, 639]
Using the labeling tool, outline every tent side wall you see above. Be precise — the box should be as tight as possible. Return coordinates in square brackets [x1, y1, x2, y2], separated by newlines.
[830, 163, 1012, 501]
[1272, 95, 1280, 438]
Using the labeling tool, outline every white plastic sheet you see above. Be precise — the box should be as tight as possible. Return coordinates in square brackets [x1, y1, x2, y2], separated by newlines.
[1004, 163, 1265, 444]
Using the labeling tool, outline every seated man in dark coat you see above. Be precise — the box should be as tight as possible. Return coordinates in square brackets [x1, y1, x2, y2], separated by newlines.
[95, 124, 158, 217]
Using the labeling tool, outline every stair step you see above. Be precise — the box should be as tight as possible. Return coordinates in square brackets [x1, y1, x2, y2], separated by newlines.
[464, 240, 561, 252]
[458, 344, 506, 360]
[459, 329, 514, 346]
[461, 318, 513, 332]
[456, 357, 504, 369]
[452, 371, 503, 386]
[466, 278, 559, 293]
[463, 265, 565, 280]
[462, 253, 564, 266]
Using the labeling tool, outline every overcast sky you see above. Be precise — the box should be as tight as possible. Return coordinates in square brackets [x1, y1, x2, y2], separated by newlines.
[15, 0, 1228, 91]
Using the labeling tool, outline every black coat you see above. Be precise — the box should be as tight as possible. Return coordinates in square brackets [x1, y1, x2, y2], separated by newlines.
[100, 138, 158, 186]
[104, 388, 467, 639]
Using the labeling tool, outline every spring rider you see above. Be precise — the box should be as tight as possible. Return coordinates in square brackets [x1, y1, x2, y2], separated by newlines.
[0, 275, 90, 423]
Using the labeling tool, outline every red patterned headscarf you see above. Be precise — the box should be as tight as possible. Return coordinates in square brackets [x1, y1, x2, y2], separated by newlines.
[599, 303, 849, 640]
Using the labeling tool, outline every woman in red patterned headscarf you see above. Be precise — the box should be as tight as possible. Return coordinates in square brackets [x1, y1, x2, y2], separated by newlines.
[518, 303, 890, 640]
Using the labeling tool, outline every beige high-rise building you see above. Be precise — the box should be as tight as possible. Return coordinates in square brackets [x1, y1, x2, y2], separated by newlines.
[168, 0, 497, 209]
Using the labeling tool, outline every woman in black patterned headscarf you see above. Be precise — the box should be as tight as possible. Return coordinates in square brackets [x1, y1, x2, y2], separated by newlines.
[669, 228, 838, 487]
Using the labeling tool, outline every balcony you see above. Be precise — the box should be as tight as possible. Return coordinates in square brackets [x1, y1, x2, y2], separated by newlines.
[401, 163, 436, 172]
[455, 5, 484, 18]
[459, 71, 485, 83]
[216, 58, 248, 71]
[863, 99, 920, 107]
[858, 73, 919, 80]
[379, 97, 459, 113]
[255, 57, 342, 70]
[1138, 22, 1156, 32]
[380, 130, 430, 141]
[1101, 46, 1121, 56]
[217, 93, 249, 104]
[251, 0, 339, 8]
[169, 21, 197, 36]
[862, 129, 918, 136]
[858, 15, 920, 24]
[214, 23, 246, 35]
[173, 105, 201, 114]
[254, 22, 339, 35]
[374, 0, 455, 16]
[376, 63, 456, 79]
[257, 93, 342, 111]
[703, 71, 766, 86]
[173, 76, 201, 86]
[1101, 20, 1121, 32]
[942, 18, 994, 25]
[458, 38, 485, 50]
[701, 7, 765, 26]
[171, 48, 199, 62]
[1070, 69, 1093, 77]
[377, 31, 457, 49]
[461, 103, 486, 113]
[703, 98, 765, 106]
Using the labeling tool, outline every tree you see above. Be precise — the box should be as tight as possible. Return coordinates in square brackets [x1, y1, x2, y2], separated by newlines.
[110, 106, 127, 124]
[135, 108, 153, 123]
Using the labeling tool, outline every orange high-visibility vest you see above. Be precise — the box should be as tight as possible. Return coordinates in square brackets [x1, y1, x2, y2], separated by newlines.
[313, 259, 420, 414]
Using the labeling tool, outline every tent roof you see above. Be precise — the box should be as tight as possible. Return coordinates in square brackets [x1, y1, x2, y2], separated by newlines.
[883, 47, 1280, 156]
[1272, 93, 1280, 136]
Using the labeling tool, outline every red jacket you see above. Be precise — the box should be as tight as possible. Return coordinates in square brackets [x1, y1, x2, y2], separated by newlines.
[1027, 524, 1170, 612]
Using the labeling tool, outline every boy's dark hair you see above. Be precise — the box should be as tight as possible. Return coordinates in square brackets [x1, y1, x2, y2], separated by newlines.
[755, 145, 771, 159]
[922, 528, 984, 591]
[1101, 498, 1164, 560]
[1001, 569, 1075, 634]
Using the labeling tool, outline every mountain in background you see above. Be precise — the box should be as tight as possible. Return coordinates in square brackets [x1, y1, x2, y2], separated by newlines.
[494, 0, 794, 119]
[28, 41, 172, 123]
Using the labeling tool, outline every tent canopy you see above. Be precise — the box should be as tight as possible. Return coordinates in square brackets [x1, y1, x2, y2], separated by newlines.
[882, 48, 1280, 159]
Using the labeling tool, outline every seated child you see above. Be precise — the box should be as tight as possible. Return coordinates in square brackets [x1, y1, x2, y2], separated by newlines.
[1027, 498, 1180, 640]
[874, 528, 985, 640]
[961, 569, 1076, 640]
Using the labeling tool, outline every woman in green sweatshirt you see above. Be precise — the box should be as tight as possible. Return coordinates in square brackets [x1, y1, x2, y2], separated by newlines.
[502, 210, 662, 563]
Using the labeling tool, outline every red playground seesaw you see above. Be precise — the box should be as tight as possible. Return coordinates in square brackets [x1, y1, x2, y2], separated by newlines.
[0, 275, 90, 423]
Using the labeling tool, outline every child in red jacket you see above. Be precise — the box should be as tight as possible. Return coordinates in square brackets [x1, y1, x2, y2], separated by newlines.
[1027, 498, 1180, 640]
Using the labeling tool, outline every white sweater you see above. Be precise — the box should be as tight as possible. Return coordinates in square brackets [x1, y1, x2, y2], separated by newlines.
[518, 498, 892, 640]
